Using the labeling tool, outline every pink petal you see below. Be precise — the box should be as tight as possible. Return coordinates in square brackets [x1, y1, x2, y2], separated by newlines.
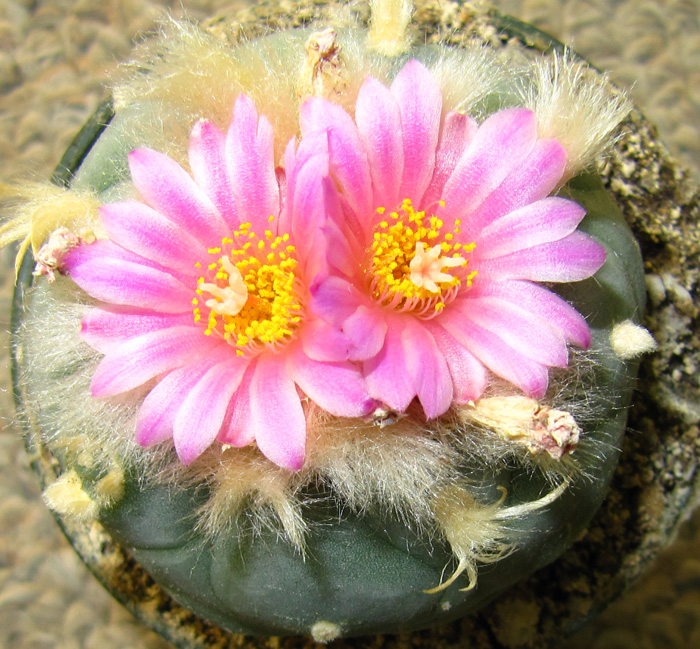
[451, 295, 569, 367]
[226, 95, 280, 232]
[288, 346, 375, 417]
[300, 318, 349, 362]
[343, 305, 388, 362]
[465, 280, 591, 348]
[189, 119, 238, 225]
[364, 317, 415, 412]
[135, 354, 220, 447]
[439, 310, 549, 397]
[440, 108, 538, 227]
[475, 231, 606, 282]
[219, 364, 256, 448]
[311, 275, 365, 327]
[128, 148, 227, 244]
[81, 307, 193, 354]
[90, 326, 220, 397]
[65, 240, 193, 314]
[289, 143, 329, 266]
[474, 197, 586, 259]
[100, 199, 207, 275]
[300, 97, 372, 238]
[355, 76, 404, 210]
[173, 357, 248, 464]
[400, 318, 453, 419]
[420, 111, 478, 210]
[424, 323, 487, 402]
[249, 355, 306, 471]
[323, 207, 363, 278]
[461, 138, 567, 235]
[391, 59, 442, 204]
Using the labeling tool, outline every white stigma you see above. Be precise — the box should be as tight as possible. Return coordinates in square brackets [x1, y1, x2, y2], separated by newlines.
[199, 256, 249, 316]
[409, 242, 465, 293]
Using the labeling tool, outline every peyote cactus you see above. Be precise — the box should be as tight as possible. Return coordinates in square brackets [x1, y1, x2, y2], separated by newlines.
[3, 0, 659, 643]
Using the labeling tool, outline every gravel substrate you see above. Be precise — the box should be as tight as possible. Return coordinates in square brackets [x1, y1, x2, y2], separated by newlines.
[1, 1, 699, 648]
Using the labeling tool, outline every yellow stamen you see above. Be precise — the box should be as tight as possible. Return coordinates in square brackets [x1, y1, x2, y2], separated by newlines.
[193, 227, 304, 355]
[368, 198, 474, 318]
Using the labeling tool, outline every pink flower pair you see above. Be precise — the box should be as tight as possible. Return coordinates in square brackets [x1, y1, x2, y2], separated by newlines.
[65, 60, 605, 471]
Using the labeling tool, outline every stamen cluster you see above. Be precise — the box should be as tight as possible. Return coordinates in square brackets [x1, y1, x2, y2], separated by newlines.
[368, 199, 475, 317]
[194, 222, 303, 356]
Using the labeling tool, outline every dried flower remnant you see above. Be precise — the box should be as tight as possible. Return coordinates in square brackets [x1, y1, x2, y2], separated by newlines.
[309, 59, 606, 419]
[461, 396, 580, 460]
[298, 28, 347, 102]
[33, 227, 96, 282]
[63, 94, 374, 471]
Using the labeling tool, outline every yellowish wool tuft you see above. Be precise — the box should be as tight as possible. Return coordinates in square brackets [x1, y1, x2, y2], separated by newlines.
[0, 184, 102, 276]
[428, 481, 568, 593]
[610, 320, 657, 360]
[94, 465, 126, 505]
[43, 470, 99, 521]
[193, 447, 307, 550]
[368, 0, 414, 56]
[518, 50, 632, 178]
[310, 621, 344, 643]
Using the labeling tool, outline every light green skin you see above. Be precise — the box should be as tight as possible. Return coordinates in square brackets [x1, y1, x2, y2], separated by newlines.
[18, 46, 646, 634]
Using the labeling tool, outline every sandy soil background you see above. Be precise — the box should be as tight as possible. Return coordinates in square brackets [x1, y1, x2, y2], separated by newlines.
[1, 1, 699, 648]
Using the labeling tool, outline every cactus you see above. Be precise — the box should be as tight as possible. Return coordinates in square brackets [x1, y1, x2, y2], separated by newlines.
[6, 1, 651, 641]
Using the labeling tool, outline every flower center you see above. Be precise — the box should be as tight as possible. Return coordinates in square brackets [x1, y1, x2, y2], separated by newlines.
[192, 221, 303, 356]
[367, 198, 476, 318]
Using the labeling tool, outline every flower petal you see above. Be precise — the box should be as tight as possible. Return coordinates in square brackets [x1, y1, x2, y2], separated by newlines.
[81, 307, 193, 354]
[462, 138, 568, 235]
[128, 148, 227, 244]
[219, 364, 256, 448]
[189, 118, 238, 225]
[424, 323, 487, 402]
[100, 199, 207, 274]
[311, 275, 365, 326]
[391, 59, 442, 204]
[440, 108, 538, 227]
[289, 144, 330, 268]
[300, 318, 349, 362]
[288, 346, 375, 417]
[249, 355, 306, 471]
[300, 97, 372, 238]
[451, 295, 569, 367]
[356, 75, 404, 210]
[135, 354, 220, 447]
[465, 280, 591, 348]
[400, 318, 452, 418]
[343, 305, 388, 362]
[420, 111, 478, 210]
[474, 197, 586, 259]
[90, 326, 220, 397]
[364, 317, 415, 412]
[475, 231, 606, 282]
[65, 240, 193, 313]
[173, 358, 248, 464]
[226, 94, 280, 231]
[439, 310, 549, 397]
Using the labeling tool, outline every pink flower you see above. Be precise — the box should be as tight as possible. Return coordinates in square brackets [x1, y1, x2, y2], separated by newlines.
[307, 60, 606, 418]
[64, 95, 374, 471]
